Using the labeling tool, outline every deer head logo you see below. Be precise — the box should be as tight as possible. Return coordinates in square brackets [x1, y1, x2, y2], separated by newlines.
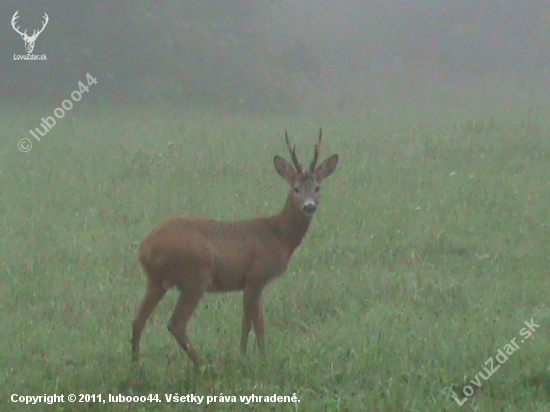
[12, 10, 49, 54]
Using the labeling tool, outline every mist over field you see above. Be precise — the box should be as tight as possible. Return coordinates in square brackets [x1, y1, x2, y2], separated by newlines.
[1, 1, 550, 411]
[2, 0, 549, 116]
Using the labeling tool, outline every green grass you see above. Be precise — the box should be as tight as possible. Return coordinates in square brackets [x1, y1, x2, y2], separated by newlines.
[1, 103, 549, 411]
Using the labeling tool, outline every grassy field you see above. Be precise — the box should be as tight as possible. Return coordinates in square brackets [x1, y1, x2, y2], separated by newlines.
[1, 103, 549, 411]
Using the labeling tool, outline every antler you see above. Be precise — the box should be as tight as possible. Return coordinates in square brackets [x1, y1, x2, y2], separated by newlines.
[11, 11, 25, 36]
[31, 13, 49, 40]
[309, 128, 322, 171]
[33, 13, 50, 36]
[11, 11, 49, 40]
[285, 131, 303, 173]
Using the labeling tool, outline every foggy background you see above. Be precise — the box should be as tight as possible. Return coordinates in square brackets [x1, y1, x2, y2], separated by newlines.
[1, 0, 549, 117]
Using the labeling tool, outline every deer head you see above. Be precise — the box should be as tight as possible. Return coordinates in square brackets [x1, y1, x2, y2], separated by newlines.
[12, 11, 49, 54]
[274, 129, 339, 217]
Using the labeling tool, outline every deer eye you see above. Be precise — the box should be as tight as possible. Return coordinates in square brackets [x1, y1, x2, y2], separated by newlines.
[293, 187, 300, 194]
[315, 186, 320, 193]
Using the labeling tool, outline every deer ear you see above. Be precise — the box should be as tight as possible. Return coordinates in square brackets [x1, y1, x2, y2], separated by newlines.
[274, 156, 296, 184]
[315, 154, 338, 181]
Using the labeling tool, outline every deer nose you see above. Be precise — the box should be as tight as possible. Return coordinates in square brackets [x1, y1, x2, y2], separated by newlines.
[303, 201, 317, 216]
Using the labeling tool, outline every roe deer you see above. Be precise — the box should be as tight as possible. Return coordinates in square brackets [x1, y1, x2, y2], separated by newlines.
[132, 130, 339, 367]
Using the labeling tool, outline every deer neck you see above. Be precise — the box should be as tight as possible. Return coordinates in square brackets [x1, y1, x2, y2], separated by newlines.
[273, 192, 312, 257]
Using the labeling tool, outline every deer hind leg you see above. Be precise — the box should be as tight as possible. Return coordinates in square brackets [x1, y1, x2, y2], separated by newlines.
[168, 286, 205, 367]
[132, 277, 167, 362]
[241, 286, 265, 356]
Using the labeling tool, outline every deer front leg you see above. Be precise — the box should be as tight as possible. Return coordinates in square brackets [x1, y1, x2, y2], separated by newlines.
[241, 285, 265, 356]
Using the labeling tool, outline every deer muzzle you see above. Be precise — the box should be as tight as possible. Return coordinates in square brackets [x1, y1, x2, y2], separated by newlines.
[303, 200, 317, 216]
